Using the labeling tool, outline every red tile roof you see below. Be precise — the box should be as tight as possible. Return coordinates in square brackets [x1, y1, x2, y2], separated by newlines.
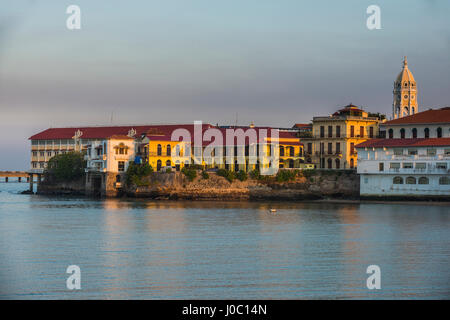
[383, 107, 450, 125]
[29, 124, 300, 146]
[293, 123, 311, 128]
[356, 138, 450, 148]
[29, 124, 215, 140]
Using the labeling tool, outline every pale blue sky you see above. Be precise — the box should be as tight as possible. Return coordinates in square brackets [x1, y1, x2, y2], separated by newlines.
[1, 0, 449, 170]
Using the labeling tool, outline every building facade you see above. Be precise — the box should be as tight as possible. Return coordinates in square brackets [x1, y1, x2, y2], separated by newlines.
[357, 107, 450, 197]
[356, 138, 450, 197]
[301, 105, 381, 169]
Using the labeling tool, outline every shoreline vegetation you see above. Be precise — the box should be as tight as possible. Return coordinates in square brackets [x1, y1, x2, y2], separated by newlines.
[32, 160, 450, 201]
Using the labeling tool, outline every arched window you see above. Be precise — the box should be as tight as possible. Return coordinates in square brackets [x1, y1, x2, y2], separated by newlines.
[437, 127, 442, 138]
[418, 177, 429, 185]
[424, 128, 430, 138]
[406, 177, 416, 184]
[350, 158, 354, 169]
[289, 159, 294, 169]
[389, 129, 394, 139]
[166, 144, 171, 156]
[175, 144, 181, 157]
[157, 144, 162, 156]
[412, 128, 417, 139]
[335, 158, 340, 169]
[157, 160, 162, 171]
[327, 158, 332, 169]
[393, 177, 403, 184]
[400, 128, 405, 139]
[289, 147, 294, 156]
[439, 177, 450, 185]
[412, 107, 415, 114]
[279, 146, 285, 157]
[166, 160, 171, 167]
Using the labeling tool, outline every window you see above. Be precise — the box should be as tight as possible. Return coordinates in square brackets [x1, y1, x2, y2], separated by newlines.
[40, 152, 45, 157]
[350, 158, 354, 168]
[118, 161, 125, 172]
[320, 126, 325, 138]
[157, 160, 162, 171]
[166, 160, 171, 167]
[415, 163, 426, 169]
[279, 146, 285, 156]
[379, 163, 384, 171]
[394, 149, 403, 156]
[157, 144, 162, 156]
[424, 128, 430, 138]
[335, 158, 340, 169]
[32, 162, 37, 169]
[336, 126, 341, 138]
[390, 163, 400, 169]
[350, 126, 354, 137]
[350, 142, 355, 155]
[307, 143, 312, 154]
[327, 158, 332, 169]
[393, 177, 403, 184]
[418, 177, 429, 185]
[445, 149, 450, 156]
[336, 143, 341, 154]
[360, 126, 364, 138]
[320, 143, 324, 154]
[408, 149, 418, 155]
[436, 163, 448, 169]
[400, 128, 405, 139]
[328, 126, 332, 138]
[403, 163, 413, 169]
[406, 177, 416, 184]
[439, 177, 450, 185]
[364, 177, 368, 184]
[328, 143, 332, 154]
[369, 127, 374, 138]
[427, 148, 436, 156]
[167, 145, 171, 156]
[389, 129, 394, 139]
[437, 127, 442, 138]
[412, 128, 417, 139]
[32, 152, 37, 157]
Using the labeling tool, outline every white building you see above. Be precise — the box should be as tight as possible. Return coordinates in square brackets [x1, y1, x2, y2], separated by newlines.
[357, 138, 450, 197]
[357, 107, 450, 198]
[85, 135, 136, 196]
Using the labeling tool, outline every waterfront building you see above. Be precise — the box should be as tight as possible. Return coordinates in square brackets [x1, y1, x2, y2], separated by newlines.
[393, 56, 418, 119]
[357, 107, 450, 197]
[356, 138, 450, 197]
[300, 104, 381, 169]
[29, 124, 305, 174]
[84, 135, 136, 196]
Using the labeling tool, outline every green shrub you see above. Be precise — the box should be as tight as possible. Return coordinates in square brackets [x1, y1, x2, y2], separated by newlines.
[181, 167, 197, 181]
[217, 169, 235, 182]
[44, 152, 86, 183]
[236, 170, 248, 182]
[125, 162, 153, 186]
[249, 169, 261, 180]
[165, 167, 172, 173]
[276, 169, 298, 182]
[202, 171, 209, 179]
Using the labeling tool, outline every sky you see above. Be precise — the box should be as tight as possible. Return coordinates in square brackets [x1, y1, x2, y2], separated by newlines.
[0, 0, 449, 170]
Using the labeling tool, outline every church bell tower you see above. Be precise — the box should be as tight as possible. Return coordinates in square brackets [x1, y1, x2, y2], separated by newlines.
[393, 56, 418, 119]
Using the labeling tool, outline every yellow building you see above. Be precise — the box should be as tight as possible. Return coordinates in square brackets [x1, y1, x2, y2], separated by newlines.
[301, 105, 381, 169]
[139, 126, 305, 173]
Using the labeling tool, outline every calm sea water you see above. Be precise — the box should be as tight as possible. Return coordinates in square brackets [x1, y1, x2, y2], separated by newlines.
[0, 182, 449, 299]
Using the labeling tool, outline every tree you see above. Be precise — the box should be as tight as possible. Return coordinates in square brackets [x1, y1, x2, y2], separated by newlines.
[44, 152, 86, 182]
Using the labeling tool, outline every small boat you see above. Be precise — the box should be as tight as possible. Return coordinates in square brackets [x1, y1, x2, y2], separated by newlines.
[270, 209, 277, 213]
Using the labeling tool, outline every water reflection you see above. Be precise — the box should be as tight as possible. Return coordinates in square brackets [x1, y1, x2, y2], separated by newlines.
[0, 183, 449, 299]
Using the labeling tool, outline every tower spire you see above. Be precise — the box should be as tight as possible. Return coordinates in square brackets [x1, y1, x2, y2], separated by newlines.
[403, 56, 408, 67]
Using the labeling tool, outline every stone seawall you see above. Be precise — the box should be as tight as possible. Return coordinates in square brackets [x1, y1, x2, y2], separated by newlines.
[125, 170, 360, 200]
[37, 178, 85, 195]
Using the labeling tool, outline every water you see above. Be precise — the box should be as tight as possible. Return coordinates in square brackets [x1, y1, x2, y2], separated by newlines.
[0, 182, 449, 299]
